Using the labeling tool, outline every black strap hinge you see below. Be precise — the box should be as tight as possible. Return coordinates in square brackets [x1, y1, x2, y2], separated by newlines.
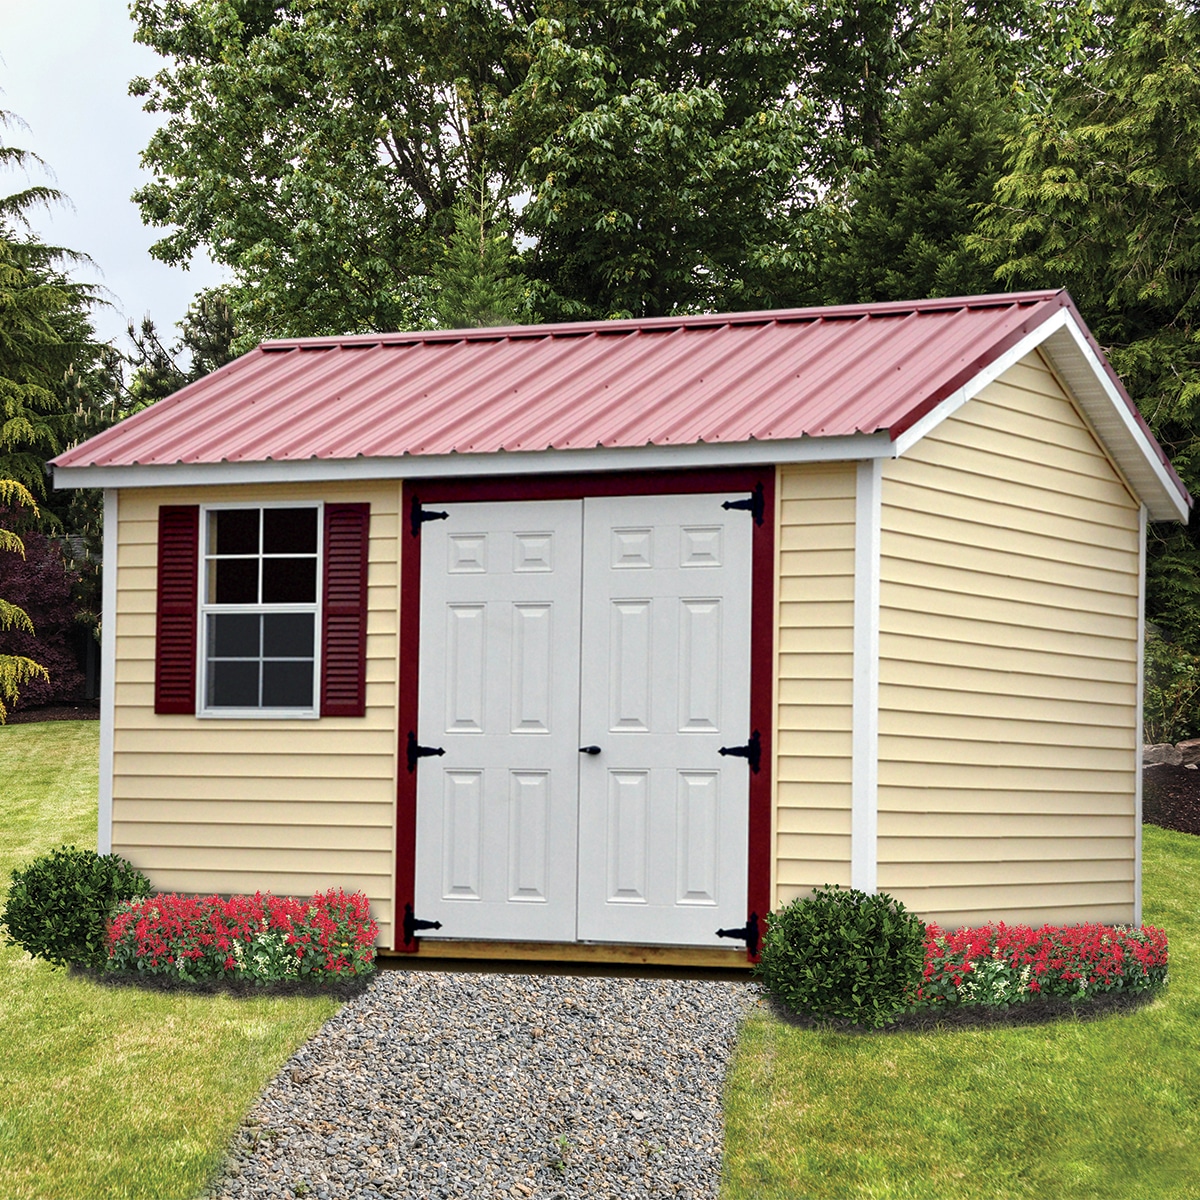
[716, 912, 760, 955]
[407, 731, 445, 773]
[403, 903, 443, 946]
[410, 495, 449, 538]
[721, 481, 764, 526]
[719, 729, 761, 774]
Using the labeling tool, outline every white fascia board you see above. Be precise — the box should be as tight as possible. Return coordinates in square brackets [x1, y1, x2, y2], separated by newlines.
[1134, 504, 1146, 925]
[891, 309, 1074, 457]
[1041, 320, 1189, 523]
[51, 431, 894, 491]
[891, 309, 1189, 523]
[851, 459, 882, 894]
[98, 488, 117, 856]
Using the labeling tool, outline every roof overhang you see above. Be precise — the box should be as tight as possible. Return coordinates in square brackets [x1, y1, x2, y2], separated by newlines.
[890, 306, 1190, 523]
[51, 430, 894, 491]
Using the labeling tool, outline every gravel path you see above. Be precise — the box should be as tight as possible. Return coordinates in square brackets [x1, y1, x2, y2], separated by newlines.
[207, 969, 756, 1200]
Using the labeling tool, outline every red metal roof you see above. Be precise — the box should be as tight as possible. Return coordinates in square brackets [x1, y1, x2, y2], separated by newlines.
[52, 292, 1181, 496]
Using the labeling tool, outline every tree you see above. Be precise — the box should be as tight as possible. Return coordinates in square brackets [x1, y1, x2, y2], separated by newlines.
[433, 177, 527, 329]
[1, 112, 128, 673]
[823, 14, 1015, 304]
[972, 0, 1200, 647]
[506, 1, 820, 319]
[129, 1, 827, 328]
[131, 0, 525, 340]
[0, 480, 49, 722]
[126, 287, 240, 409]
[0, 121, 103, 498]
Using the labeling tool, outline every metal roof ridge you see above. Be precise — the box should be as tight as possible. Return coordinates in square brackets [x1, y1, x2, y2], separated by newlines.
[254, 291, 1066, 351]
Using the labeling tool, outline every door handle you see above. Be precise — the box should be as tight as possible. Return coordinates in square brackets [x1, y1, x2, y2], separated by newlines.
[578, 745, 602, 755]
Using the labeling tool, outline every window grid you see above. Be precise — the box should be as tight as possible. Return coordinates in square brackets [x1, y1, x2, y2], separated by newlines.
[198, 503, 323, 718]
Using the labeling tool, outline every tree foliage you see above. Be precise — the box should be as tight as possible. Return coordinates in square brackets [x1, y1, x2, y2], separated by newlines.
[130, 0, 830, 328]
[0, 514, 86, 711]
[0, 480, 50, 722]
[127, 287, 239, 409]
[433, 177, 526, 329]
[823, 14, 1014, 304]
[0, 120, 108, 498]
[973, 0, 1200, 646]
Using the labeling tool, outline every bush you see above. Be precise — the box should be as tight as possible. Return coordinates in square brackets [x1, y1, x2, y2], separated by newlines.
[919, 922, 1169, 1006]
[0, 520, 88, 709]
[2, 846, 151, 968]
[106, 888, 378, 985]
[757, 885, 927, 1028]
[1143, 630, 1200, 745]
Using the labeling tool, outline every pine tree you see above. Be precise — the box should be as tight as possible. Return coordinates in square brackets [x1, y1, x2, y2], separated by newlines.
[433, 179, 526, 330]
[826, 14, 1014, 304]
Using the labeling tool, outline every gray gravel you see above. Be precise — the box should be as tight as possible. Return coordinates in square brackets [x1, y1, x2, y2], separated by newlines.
[206, 969, 757, 1200]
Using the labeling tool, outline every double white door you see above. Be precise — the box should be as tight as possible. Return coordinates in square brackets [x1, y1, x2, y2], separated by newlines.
[414, 493, 752, 947]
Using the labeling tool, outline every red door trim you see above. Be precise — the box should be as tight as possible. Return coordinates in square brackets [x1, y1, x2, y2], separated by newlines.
[395, 466, 775, 959]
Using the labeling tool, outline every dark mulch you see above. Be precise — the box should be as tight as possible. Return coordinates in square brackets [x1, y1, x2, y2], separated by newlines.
[69, 963, 375, 1001]
[1143, 763, 1200, 835]
[6, 702, 99, 724]
[764, 984, 1162, 1035]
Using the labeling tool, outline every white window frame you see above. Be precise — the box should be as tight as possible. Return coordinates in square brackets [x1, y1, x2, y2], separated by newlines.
[197, 501, 324, 719]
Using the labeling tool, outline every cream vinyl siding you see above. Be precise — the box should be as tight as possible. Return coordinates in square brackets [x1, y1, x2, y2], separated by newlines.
[110, 481, 401, 946]
[774, 463, 857, 904]
[878, 351, 1141, 927]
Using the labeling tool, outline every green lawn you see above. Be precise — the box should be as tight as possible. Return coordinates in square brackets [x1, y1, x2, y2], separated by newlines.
[0, 721, 340, 1200]
[722, 822, 1200, 1200]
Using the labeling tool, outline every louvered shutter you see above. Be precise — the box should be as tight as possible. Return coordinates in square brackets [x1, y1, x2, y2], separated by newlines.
[321, 503, 370, 717]
[155, 505, 200, 715]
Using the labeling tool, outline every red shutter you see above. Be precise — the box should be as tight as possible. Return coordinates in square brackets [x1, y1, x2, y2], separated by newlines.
[155, 505, 200, 715]
[321, 503, 370, 717]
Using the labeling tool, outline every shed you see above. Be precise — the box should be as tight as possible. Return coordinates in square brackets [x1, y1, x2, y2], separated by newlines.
[51, 290, 1191, 966]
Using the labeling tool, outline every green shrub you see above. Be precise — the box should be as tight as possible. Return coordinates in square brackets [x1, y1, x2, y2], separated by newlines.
[1144, 629, 1200, 744]
[757, 884, 926, 1028]
[2, 846, 151, 968]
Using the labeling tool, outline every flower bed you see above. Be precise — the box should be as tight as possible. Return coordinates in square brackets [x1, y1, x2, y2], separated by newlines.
[917, 922, 1169, 1008]
[106, 888, 378, 988]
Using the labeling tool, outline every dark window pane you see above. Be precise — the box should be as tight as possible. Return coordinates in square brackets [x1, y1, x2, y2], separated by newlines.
[263, 612, 315, 657]
[209, 660, 259, 707]
[213, 557, 259, 604]
[264, 507, 318, 554]
[208, 613, 261, 658]
[263, 660, 314, 708]
[263, 557, 317, 603]
[212, 509, 259, 555]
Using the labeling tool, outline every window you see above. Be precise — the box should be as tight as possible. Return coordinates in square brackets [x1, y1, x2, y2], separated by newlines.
[199, 505, 321, 715]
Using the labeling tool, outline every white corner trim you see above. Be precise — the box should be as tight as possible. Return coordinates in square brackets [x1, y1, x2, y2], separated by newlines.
[51, 432, 895, 491]
[1134, 504, 1147, 925]
[851, 459, 882, 894]
[890, 309, 1073, 457]
[98, 488, 117, 856]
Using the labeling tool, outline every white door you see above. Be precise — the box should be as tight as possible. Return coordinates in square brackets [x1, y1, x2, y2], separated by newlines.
[414, 500, 583, 941]
[413, 492, 753, 947]
[576, 494, 752, 946]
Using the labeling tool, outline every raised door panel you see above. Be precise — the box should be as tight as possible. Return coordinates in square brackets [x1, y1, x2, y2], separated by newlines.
[576, 493, 753, 946]
[415, 500, 582, 941]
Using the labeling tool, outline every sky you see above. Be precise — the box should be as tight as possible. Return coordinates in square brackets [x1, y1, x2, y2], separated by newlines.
[0, 0, 226, 348]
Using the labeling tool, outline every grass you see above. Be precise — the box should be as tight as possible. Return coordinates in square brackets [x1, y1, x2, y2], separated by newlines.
[722, 823, 1200, 1200]
[0, 721, 341, 1200]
